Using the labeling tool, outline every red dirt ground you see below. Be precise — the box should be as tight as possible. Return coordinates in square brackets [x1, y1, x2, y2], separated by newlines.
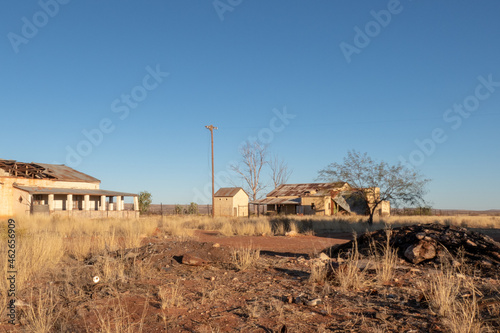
[194, 230, 353, 254]
[2, 228, 499, 332]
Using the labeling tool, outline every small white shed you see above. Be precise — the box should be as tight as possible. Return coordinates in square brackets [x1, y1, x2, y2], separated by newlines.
[213, 187, 248, 217]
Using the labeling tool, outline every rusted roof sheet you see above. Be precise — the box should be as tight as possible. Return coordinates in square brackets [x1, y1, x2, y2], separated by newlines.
[251, 197, 301, 205]
[267, 182, 349, 197]
[13, 185, 137, 197]
[36, 163, 100, 183]
[214, 187, 247, 197]
[333, 194, 351, 213]
[0, 159, 100, 183]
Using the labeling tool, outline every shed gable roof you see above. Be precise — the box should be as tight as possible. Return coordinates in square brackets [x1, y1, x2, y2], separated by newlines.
[214, 187, 247, 197]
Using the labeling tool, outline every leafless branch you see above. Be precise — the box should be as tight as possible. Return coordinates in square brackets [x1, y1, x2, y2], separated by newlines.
[269, 154, 292, 188]
[230, 142, 268, 201]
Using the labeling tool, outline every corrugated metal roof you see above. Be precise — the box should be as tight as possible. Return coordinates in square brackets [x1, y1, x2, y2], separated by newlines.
[13, 185, 137, 197]
[251, 197, 301, 205]
[37, 163, 100, 183]
[333, 194, 351, 213]
[214, 187, 247, 197]
[267, 182, 349, 197]
[0, 159, 100, 183]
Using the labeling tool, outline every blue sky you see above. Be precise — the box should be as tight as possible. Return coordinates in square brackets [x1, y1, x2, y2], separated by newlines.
[1, 1, 499, 210]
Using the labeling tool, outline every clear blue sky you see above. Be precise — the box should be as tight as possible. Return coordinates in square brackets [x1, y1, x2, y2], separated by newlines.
[1, 1, 499, 210]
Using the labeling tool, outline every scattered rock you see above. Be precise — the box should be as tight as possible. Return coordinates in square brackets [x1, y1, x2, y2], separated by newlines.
[285, 230, 298, 237]
[323, 223, 500, 277]
[212, 243, 220, 248]
[404, 240, 437, 264]
[182, 253, 209, 266]
[415, 232, 425, 240]
[305, 298, 322, 306]
[318, 252, 330, 261]
[466, 239, 477, 247]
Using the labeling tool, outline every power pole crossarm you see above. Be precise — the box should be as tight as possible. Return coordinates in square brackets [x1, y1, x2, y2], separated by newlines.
[205, 125, 218, 218]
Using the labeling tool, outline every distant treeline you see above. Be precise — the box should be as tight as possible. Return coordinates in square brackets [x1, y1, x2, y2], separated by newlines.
[391, 208, 500, 216]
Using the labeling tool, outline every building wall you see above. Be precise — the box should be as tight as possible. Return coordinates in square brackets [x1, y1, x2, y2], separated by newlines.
[232, 190, 249, 217]
[214, 190, 249, 217]
[364, 187, 381, 212]
[300, 196, 331, 216]
[214, 197, 234, 217]
[0, 176, 100, 217]
[11, 187, 31, 216]
[378, 201, 391, 216]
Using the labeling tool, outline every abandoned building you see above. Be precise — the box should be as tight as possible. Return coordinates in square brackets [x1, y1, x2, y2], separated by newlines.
[251, 182, 390, 216]
[213, 187, 249, 217]
[0, 159, 139, 218]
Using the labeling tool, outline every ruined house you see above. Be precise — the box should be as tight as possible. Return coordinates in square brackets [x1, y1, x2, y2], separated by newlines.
[0, 159, 139, 218]
[251, 182, 390, 216]
[213, 187, 249, 217]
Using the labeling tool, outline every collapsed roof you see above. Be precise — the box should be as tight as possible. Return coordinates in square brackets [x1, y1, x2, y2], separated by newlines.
[266, 182, 350, 197]
[0, 159, 100, 183]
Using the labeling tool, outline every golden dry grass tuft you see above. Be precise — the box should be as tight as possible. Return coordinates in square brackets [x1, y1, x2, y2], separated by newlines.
[0, 215, 161, 294]
[22, 287, 61, 333]
[231, 245, 260, 271]
[94, 294, 148, 333]
[370, 229, 398, 285]
[418, 260, 486, 333]
[332, 235, 370, 291]
[309, 261, 328, 284]
[158, 279, 183, 309]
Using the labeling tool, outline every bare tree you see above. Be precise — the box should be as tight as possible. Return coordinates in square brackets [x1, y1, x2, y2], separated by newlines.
[317, 150, 430, 225]
[231, 142, 268, 201]
[269, 154, 292, 188]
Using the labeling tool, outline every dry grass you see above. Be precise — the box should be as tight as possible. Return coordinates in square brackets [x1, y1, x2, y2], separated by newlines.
[231, 245, 261, 271]
[243, 300, 261, 319]
[309, 261, 328, 284]
[0, 215, 160, 299]
[418, 260, 486, 333]
[158, 279, 183, 309]
[370, 229, 398, 285]
[117, 214, 500, 240]
[286, 214, 500, 234]
[1, 213, 498, 330]
[94, 295, 148, 333]
[332, 235, 370, 291]
[23, 287, 61, 333]
[161, 216, 195, 239]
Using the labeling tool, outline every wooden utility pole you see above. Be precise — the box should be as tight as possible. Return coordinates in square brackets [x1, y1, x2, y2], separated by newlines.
[205, 125, 217, 218]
